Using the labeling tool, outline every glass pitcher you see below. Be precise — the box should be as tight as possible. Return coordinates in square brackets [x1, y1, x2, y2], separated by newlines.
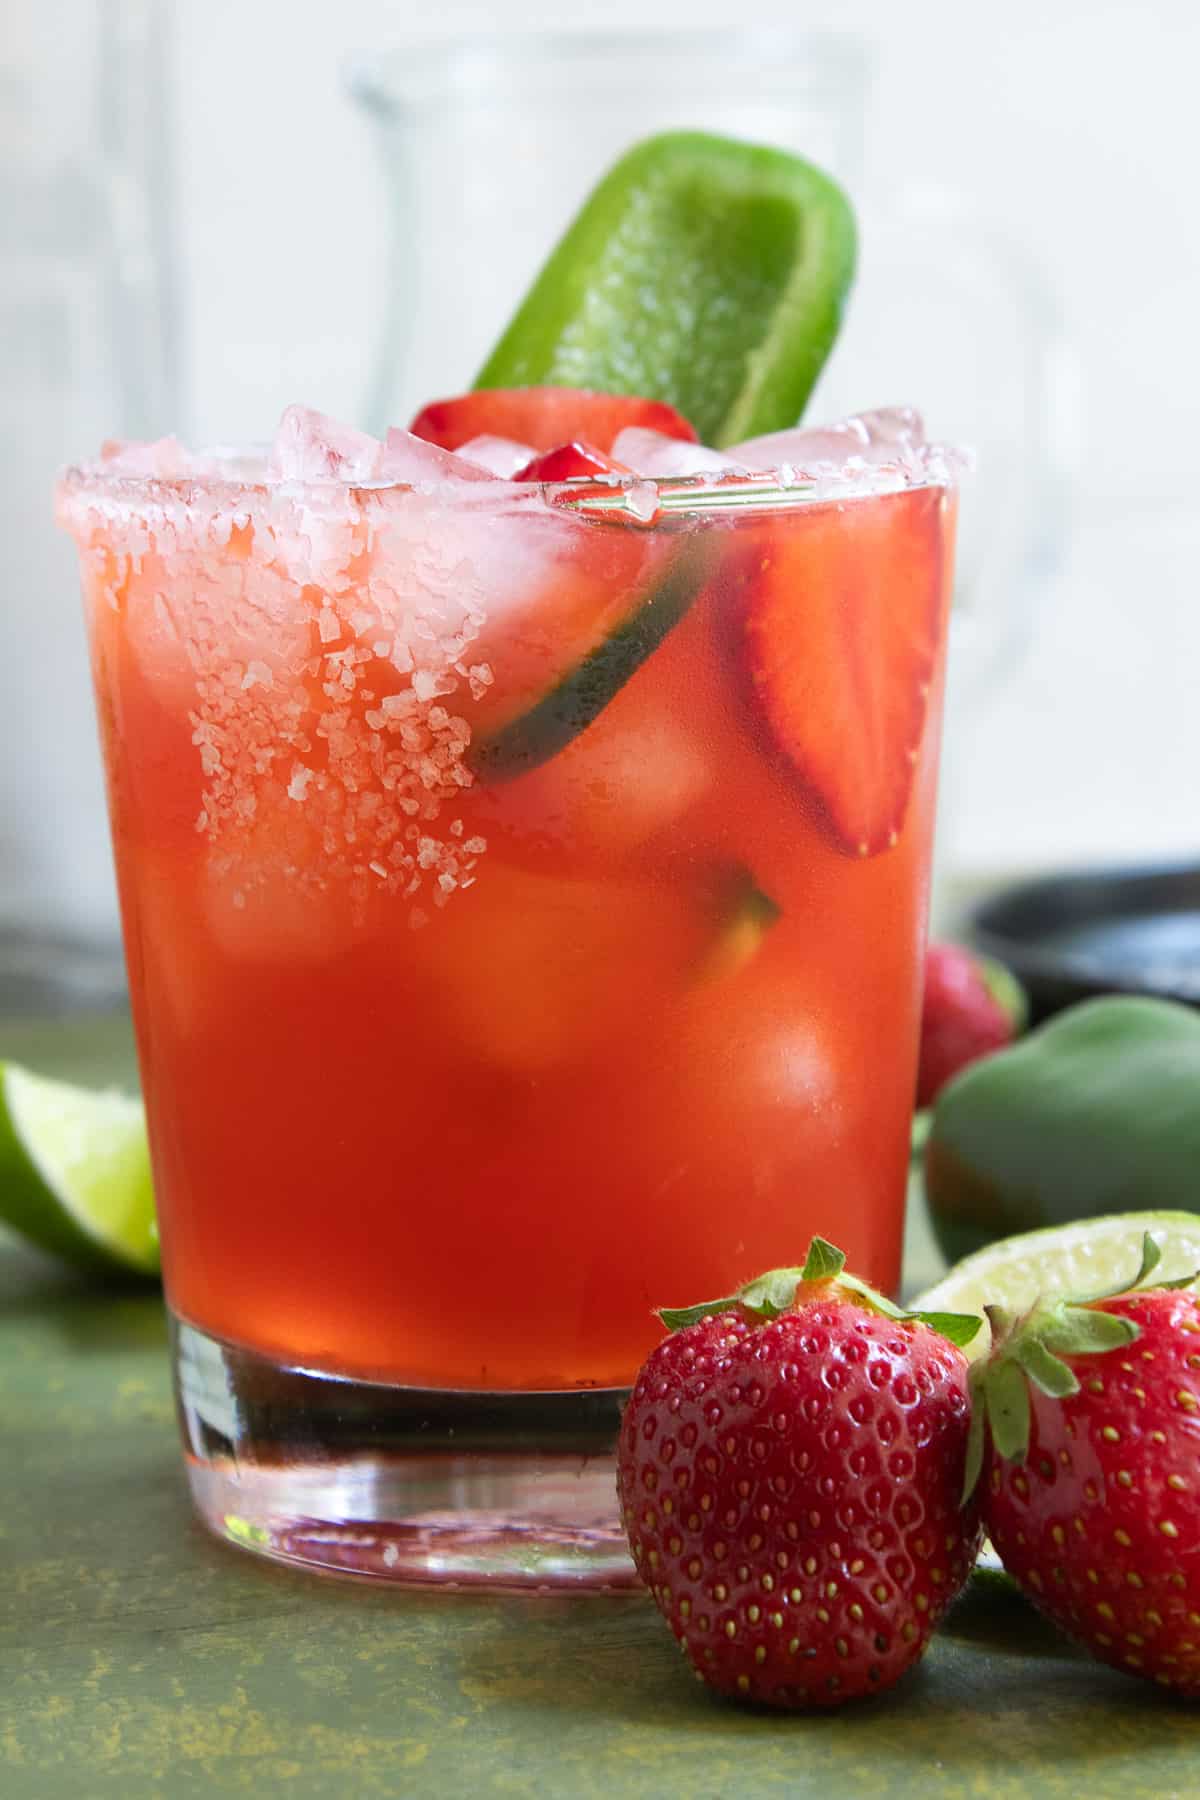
[348, 29, 1072, 886]
[1, 0, 178, 1010]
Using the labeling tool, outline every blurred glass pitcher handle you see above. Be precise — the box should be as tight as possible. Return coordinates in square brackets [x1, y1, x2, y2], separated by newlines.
[872, 184, 1078, 698]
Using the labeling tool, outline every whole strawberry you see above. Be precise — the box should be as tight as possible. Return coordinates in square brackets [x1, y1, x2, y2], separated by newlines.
[617, 1238, 983, 1707]
[968, 1233, 1200, 1695]
[917, 942, 1026, 1108]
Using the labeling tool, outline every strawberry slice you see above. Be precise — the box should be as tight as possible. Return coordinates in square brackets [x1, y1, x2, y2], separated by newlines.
[409, 387, 697, 456]
[512, 440, 628, 482]
[739, 486, 949, 858]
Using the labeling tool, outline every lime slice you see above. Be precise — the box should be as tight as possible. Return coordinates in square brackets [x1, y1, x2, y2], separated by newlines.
[475, 131, 856, 447]
[0, 1062, 157, 1276]
[912, 1211, 1200, 1361]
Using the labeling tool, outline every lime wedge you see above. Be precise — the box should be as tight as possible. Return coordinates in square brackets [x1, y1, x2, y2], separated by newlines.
[0, 1063, 157, 1276]
[912, 1211, 1200, 1362]
[475, 131, 856, 447]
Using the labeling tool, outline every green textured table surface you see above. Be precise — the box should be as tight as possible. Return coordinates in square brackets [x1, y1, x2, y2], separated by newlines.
[2, 1015, 1197, 1798]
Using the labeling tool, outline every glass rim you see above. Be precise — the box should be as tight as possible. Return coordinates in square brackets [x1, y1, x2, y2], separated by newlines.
[346, 28, 867, 117]
[57, 455, 966, 529]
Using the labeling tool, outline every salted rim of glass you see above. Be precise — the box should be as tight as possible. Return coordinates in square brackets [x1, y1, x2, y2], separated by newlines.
[57, 447, 966, 525]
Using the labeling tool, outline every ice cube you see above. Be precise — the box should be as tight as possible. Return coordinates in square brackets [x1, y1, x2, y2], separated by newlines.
[98, 436, 196, 477]
[732, 408, 927, 474]
[609, 428, 747, 479]
[455, 435, 537, 478]
[625, 480, 660, 523]
[377, 428, 497, 485]
[269, 405, 383, 482]
[850, 406, 926, 453]
[507, 709, 710, 863]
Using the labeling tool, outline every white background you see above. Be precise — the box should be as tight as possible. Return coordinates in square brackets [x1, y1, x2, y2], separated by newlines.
[7, 0, 1200, 935]
[163, 0, 1200, 873]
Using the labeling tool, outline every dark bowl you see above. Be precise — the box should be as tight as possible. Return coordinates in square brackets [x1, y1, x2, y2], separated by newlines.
[966, 861, 1200, 1025]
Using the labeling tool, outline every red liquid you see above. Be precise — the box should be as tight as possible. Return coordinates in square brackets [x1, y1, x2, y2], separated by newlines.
[73, 476, 952, 1390]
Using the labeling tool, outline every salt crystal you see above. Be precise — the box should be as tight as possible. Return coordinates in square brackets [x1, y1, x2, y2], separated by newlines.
[412, 668, 458, 703]
[318, 607, 340, 643]
[287, 764, 313, 802]
[372, 640, 391, 658]
[463, 836, 487, 855]
[240, 659, 273, 691]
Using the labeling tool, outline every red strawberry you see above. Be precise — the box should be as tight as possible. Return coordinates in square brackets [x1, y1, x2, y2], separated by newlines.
[738, 486, 949, 858]
[968, 1232, 1200, 1695]
[917, 942, 1027, 1108]
[617, 1238, 983, 1708]
[409, 387, 698, 457]
[513, 439, 628, 482]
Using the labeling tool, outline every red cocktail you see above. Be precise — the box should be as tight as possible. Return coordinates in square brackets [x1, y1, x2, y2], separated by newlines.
[60, 407, 958, 1583]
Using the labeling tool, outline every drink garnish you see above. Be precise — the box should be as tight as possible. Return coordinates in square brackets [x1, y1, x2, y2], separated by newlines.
[475, 131, 856, 446]
[0, 1063, 157, 1276]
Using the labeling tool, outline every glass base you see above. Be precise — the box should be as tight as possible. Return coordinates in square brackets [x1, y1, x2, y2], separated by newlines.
[171, 1312, 637, 1591]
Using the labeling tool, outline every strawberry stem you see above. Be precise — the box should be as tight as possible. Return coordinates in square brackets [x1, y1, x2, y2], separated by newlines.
[962, 1231, 1199, 1501]
[658, 1236, 983, 1348]
[800, 1236, 846, 1281]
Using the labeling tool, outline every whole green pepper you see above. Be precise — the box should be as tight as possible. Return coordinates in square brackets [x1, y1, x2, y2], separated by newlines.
[924, 996, 1200, 1266]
